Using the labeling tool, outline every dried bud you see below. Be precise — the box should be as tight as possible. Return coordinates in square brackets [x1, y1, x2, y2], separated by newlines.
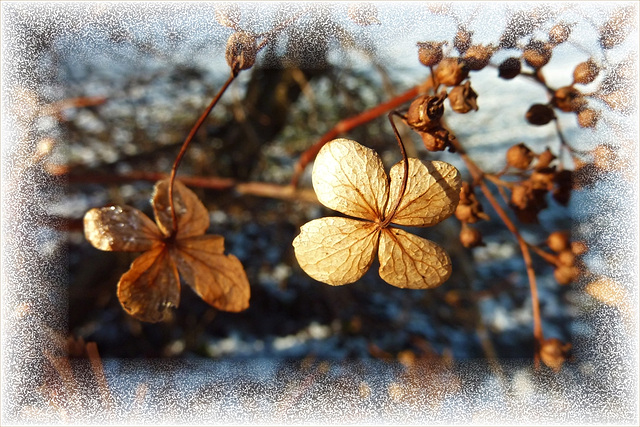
[434, 58, 469, 87]
[460, 224, 484, 248]
[455, 202, 490, 224]
[573, 59, 600, 85]
[347, 3, 381, 26]
[536, 148, 556, 169]
[540, 338, 572, 371]
[571, 241, 588, 256]
[554, 265, 580, 285]
[225, 32, 257, 75]
[510, 182, 547, 223]
[454, 26, 473, 54]
[215, 4, 241, 28]
[498, 57, 521, 80]
[506, 143, 534, 169]
[530, 167, 555, 191]
[558, 249, 576, 267]
[523, 41, 553, 69]
[526, 104, 555, 125]
[577, 108, 600, 128]
[421, 127, 452, 152]
[547, 231, 570, 253]
[463, 44, 494, 71]
[448, 81, 478, 113]
[552, 86, 587, 113]
[552, 169, 573, 205]
[406, 93, 446, 132]
[549, 22, 573, 45]
[598, 89, 634, 114]
[417, 42, 445, 67]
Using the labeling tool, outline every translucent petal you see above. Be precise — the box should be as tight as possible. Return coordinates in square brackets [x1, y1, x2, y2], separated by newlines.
[117, 246, 180, 322]
[292, 217, 380, 286]
[378, 228, 452, 289]
[174, 235, 250, 312]
[312, 138, 389, 221]
[386, 159, 461, 227]
[83, 206, 161, 252]
[152, 179, 210, 238]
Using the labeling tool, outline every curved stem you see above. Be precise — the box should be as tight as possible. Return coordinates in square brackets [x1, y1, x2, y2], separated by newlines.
[168, 74, 236, 238]
[381, 112, 409, 227]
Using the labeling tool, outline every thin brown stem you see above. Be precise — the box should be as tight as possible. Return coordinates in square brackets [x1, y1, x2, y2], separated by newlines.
[168, 74, 235, 238]
[381, 112, 409, 227]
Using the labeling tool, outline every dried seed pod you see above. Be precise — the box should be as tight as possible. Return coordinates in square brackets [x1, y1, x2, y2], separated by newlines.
[547, 231, 570, 253]
[549, 22, 573, 45]
[573, 59, 600, 85]
[498, 57, 522, 80]
[552, 169, 573, 206]
[421, 127, 452, 152]
[598, 89, 634, 114]
[552, 86, 587, 113]
[554, 265, 580, 285]
[460, 224, 484, 248]
[225, 32, 257, 75]
[526, 104, 555, 125]
[506, 143, 534, 170]
[571, 241, 588, 256]
[540, 338, 572, 371]
[406, 93, 446, 132]
[463, 44, 494, 71]
[523, 40, 553, 69]
[454, 26, 473, 54]
[531, 167, 556, 191]
[558, 249, 576, 267]
[434, 58, 469, 87]
[510, 182, 547, 223]
[536, 148, 556, 169]
[448, 81, 478, 113]
[417, 41, 445, 67]
[577, 108, 600, 128]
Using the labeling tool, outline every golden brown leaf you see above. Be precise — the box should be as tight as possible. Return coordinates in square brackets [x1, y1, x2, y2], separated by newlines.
[386, 159, 461, 226]
[312, 138, 389, 222]
[117, 246, 181, 323]
[152, 179, 210, 238]
[378, 228, 452, 289]
[174, 236, 250, 312]
[83, 206, 161, 252]
[292, 217, 380, 286]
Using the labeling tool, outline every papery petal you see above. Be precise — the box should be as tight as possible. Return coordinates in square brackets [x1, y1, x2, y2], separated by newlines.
[386, 159, 461, 227]
[152, 179, 210, 238]
[312, 138, 389, 222]
[378, 228, 451, 289]
[117, 246, 180, 323]
[174, 235, 250, 312]
[84, 206, 162, 252]
[292, 217, 379, 286]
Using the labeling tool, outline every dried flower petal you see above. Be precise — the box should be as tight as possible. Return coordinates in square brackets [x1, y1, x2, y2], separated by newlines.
[378, 228, 451, 289]
[152, 179, 210, 238]
[293, 217, 379, 286]
[117, 246, 181, 323]
[312, 138, 389, 222]
[84, 206, 161, 252]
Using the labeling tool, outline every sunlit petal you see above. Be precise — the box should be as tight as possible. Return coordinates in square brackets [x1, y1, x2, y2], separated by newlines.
[152, 178, 210, 238]
[83, 206, 161, 252]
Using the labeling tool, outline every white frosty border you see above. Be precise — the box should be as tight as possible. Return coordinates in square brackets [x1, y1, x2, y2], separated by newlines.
[1, 1, 639, 425]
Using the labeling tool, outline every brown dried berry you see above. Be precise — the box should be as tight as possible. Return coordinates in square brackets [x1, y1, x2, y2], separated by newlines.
[523, 41, 553, 69]
[571, 241, 588, 256]
[549, 22, 573, 45]
[225, 32, 257, 76]
[421, 127, 452, 152]
[526, 104, 555, 125]
[552, 86, 587, 113]
[406, 93, 446, 132]
[434, 58, 469, 87]
[554, 265, 580, 285]
[510, 182, 547, 223]
[540, 338, 572, 371]
[506, 143, 534, 170]
[536, 148, 556, 169]
[454, 26, 473, 54]
[558, 249, 576, 267]
[577, 108, 600, 128]
[448, 81, 478, 114]
[463, 44, 494, 71]
[573, 59, 600, 85]
[417, 42, 445, 67]
[460, 225, 484, 248]
[498, 57, 521, 80]
[547, 231, 570, 253]
[530, 167, 556, 191]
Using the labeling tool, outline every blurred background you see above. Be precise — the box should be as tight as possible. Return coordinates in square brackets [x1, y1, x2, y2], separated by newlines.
[2, 2, 637, 424]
